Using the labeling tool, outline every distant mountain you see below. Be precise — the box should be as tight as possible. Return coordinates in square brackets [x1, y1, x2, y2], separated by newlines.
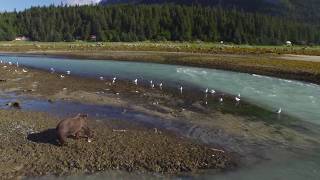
[99, 0, 320, 22]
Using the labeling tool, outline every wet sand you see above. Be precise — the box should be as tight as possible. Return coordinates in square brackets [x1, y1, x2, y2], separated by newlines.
[280, 54, 320, 62]
[0, 109, 235, 179]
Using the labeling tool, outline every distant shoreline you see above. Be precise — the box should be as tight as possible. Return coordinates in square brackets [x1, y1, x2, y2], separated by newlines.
[1, 41, 320, 84]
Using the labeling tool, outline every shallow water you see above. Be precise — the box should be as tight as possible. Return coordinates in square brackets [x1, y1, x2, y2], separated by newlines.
[1, 54, 320, 124]
[1, 54, 320, 180]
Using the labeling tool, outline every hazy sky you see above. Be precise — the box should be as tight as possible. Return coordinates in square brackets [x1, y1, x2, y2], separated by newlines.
[0, 0, 101, 12]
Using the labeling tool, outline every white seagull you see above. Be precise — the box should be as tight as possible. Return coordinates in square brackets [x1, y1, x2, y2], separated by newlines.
[205, 88, 209, 94]
[112, 77, 117, 84]
[219, 97, 224, 103]
[60, 74, 65, 79]
[22, 69, 28, 73]
[8, 62, 12, 65]
[277, 108, 282, 114]
[179, 86, 183, 94]
[134, 79, 138, 85]
[211, 89, 216, 94]
[235, 94, 241, 102]
[50, 68, 55, 73]
[100, 76, 104, 80]
[159, 83, 163, 90]
[66, 70, 71, 75]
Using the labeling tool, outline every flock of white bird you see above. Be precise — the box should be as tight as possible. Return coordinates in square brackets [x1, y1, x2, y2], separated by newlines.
[1, 60, 282, 114]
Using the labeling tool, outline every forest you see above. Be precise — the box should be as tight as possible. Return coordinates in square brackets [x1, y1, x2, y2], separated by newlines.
[0, 4, 319, 45]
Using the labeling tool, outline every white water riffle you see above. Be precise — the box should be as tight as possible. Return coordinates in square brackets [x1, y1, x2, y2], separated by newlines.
[2, 55, 320, 124]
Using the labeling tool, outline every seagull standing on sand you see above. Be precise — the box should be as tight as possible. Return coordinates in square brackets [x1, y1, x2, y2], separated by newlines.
[112, 77, 117, 84]
[150, 80, 155, 88]
[219, 97, 224, 103]
[159, 83, 163, 90]
[134, 79, 138, 85]
[235, 94, 241, 102]
[277, 108, 282, 114]
[60, 74, 65, 79]
[205, 88, 209, 94]
[180, 86, 183, 94]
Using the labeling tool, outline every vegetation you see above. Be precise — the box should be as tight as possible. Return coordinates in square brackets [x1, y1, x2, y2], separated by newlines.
[0, 4, 319, 45]
[101, 0, 320, 22]
[1, 41, 320, 56]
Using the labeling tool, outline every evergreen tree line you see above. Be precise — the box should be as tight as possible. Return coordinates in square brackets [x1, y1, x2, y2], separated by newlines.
[0, 4, 319, 45]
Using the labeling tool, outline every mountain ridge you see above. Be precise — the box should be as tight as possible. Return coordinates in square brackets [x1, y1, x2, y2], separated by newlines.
[99, 0, 320, 22]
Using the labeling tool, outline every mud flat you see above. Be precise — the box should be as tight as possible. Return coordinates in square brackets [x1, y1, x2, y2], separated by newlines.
[0, 109, 235, 179]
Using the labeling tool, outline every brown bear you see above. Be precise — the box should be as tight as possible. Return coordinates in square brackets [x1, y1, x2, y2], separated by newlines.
[56, 113, 93, 146]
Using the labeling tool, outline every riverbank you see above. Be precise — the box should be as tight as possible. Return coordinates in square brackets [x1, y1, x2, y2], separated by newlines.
[1, 41, 320, 84]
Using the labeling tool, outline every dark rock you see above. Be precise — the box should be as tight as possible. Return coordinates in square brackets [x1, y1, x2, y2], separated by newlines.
[6, 101, 21, 109]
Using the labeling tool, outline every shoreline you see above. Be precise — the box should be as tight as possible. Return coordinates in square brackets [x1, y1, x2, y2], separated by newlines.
[1, 50, 320, 85]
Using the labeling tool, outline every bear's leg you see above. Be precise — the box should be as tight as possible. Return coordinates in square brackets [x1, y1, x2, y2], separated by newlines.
[57, 133, 67, 146]
[75, 131, 81, 139]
